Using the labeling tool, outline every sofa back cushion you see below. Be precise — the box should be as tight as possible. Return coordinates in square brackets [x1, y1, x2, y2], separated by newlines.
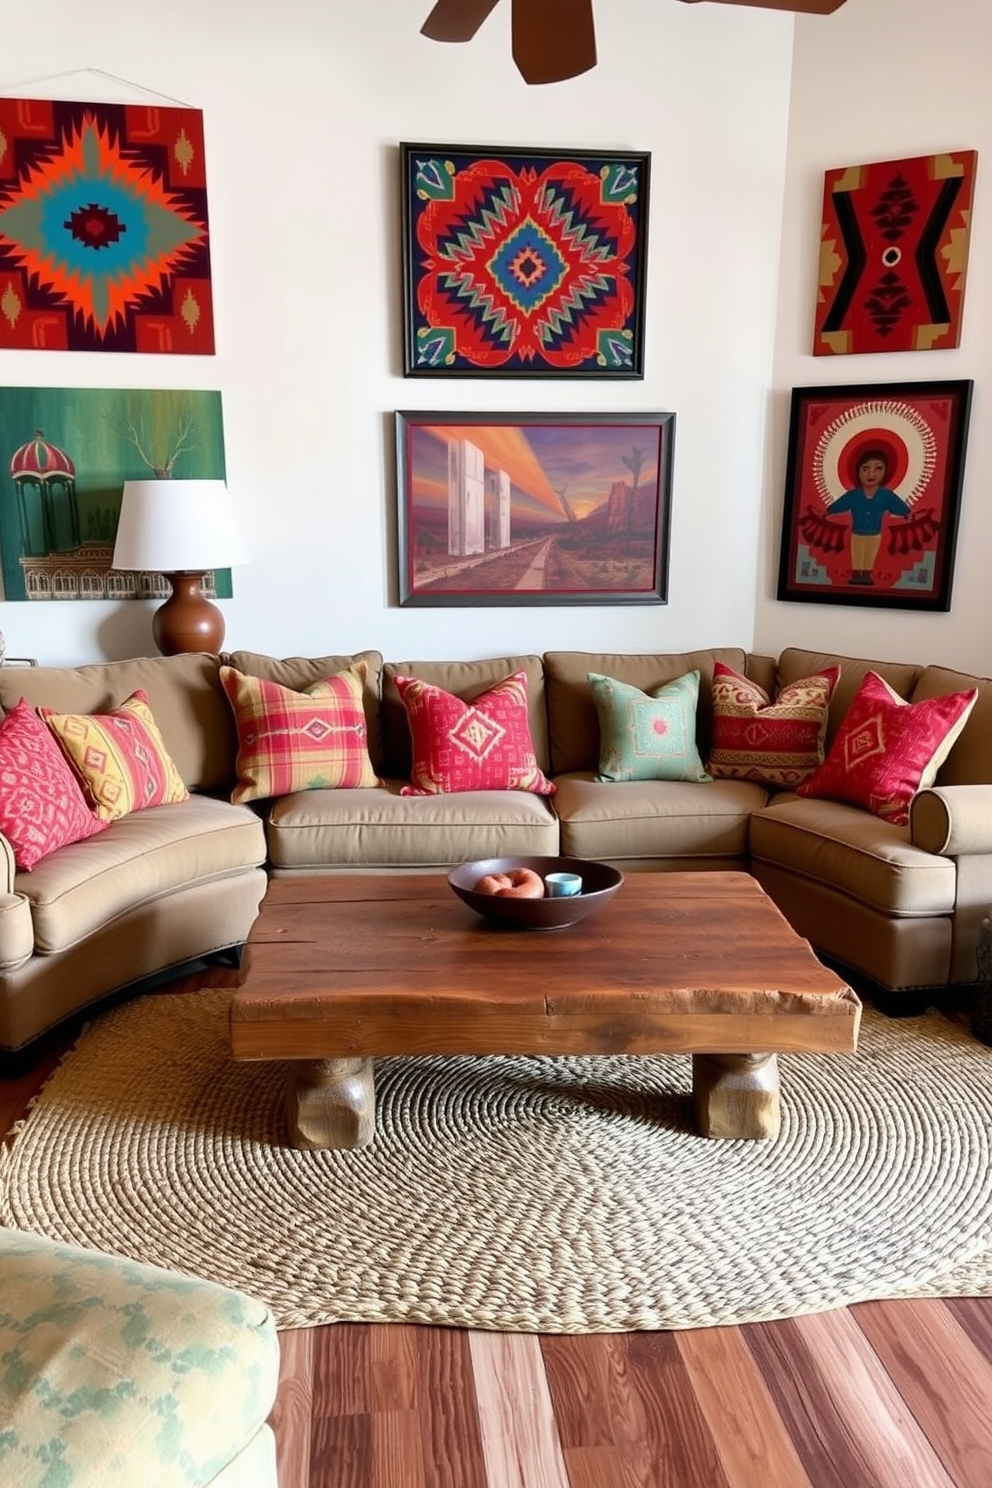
[0, 654, 235, 793]
[222, 649, 384, 775]
[381, 656, 547, 781]
[911, 664, 992, 785]
[544, 649, 749, 776]
[776, 648, 922, 751]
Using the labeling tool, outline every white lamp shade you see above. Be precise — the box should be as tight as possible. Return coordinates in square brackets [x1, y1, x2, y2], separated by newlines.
[112, 479, 249, 573]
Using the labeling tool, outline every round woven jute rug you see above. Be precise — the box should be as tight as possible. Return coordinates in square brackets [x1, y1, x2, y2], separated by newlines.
[2, 988, 991, 1332]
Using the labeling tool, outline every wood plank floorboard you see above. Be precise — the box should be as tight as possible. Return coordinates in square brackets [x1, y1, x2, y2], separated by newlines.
[2, 973, 992, 1487]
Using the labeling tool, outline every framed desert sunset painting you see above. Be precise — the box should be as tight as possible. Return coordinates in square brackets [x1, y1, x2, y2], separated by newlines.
[394, 411, 674, 607]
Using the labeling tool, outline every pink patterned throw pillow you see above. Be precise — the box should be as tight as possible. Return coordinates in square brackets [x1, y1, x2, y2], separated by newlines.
[0, 699, 107, 870]
[707, 661, 840, 787]
[394, 671, 556, 796]
[796, 670, 977, 825]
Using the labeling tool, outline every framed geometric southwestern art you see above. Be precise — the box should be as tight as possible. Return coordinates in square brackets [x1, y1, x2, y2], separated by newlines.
[776, 381, 973, 612]
[814, 150, 977, 356]
[0, 97, 213, 353]
[401, 143, 650, 378]
[395, 410, 674, 606]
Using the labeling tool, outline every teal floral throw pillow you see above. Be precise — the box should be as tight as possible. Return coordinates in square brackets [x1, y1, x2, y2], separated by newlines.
[589, 670, 712, 783]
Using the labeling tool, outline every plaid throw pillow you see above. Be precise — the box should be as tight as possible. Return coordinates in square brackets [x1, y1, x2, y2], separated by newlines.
[797, 670, 978, 824]
[41, 690, 189, 823]
[707, 661, 840, 787]
[0, 699, 107, 869]
[395, 670, 555, 796]
[220, 663, 380, 804]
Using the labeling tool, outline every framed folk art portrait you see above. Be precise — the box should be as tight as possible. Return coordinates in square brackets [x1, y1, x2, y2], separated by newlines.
[400, 142, 650, 378]
[776, 381, 973, 612]
[814, 150, 977, 356]
[395, 410, 674, 606]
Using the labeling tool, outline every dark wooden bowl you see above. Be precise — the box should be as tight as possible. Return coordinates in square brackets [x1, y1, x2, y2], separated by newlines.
[447, 856, 623, 930]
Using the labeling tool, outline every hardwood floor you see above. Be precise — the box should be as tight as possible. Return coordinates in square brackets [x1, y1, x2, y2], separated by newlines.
[3, 976, 991, 1488]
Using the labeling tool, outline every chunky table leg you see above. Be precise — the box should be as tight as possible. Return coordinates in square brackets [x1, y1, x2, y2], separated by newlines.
[286, 1056, 376, 1150]
[692, 1052, 781, 1140]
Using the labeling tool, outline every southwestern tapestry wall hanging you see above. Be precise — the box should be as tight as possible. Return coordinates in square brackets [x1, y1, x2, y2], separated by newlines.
[0, 387, 228, 601]
[814, 150, 977, 356]
[395, 410, 673, 606]
[401, 143, 650, 378]
[776, 380, 973, 612]
[0, 97, 214, 353]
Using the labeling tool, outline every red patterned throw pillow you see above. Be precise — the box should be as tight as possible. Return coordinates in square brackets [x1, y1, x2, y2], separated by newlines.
[796, 670, 977, 824]
[220, 663, 380, 804]
[394, 671, 555, 796]
[0, 699, 107, 870]
[708, 662, 840, 787]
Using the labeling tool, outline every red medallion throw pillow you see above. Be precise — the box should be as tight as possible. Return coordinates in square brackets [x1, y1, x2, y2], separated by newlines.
[394, 671, 556, 796]
[707, 662, 840, 787]
[796, 670, 978, 824]
[0, 699, 107, 870]
[220, 663, 380, 804]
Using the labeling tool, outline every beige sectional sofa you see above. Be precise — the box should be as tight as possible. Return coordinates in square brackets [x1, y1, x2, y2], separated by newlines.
[0, 641, 989, 1055]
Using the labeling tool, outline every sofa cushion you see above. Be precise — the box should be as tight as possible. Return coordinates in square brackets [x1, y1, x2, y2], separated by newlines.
[749, 795, 957, 917]
[797, 671, 977, 825]
[265, 781, 559, 870]
[16, 795, 266, 955]
[220, 663, 380, 803]
[395, 670, 555, 797]
[775, 648, 922, 752]
[589, 670, 711, 783]
[551, 774, 765, 862]
[41, 689, 190, 822]
[543, 649, 750, 775]
[708, 661, 839, 787]
[222, 648, 385, 775]
[911, 664, 992, 786]
[0, 654, 237, 794]
[0, 700, 107, 869]
[382, 656, 548, 781]
[0, 1230, 279, 1488]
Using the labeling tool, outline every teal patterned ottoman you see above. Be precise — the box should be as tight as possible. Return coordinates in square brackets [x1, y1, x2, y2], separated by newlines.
[0, 1230, 280, 1488]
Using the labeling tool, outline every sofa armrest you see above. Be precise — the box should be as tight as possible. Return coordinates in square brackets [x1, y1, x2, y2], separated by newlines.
[0, 892, 34, 970]
[911, 785, 992, 856]
[0, 831, 15, 894]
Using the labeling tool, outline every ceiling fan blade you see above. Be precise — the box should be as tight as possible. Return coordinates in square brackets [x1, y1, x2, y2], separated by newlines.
[511, 0, 597, 84]
[677, 0, 847, 13]
[421, 0, 502, 43]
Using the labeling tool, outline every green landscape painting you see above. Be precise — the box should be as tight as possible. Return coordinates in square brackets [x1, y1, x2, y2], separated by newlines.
[0, 386, 227, 601]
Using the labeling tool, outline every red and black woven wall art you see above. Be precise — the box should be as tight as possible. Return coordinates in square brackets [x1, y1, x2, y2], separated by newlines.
[0, 96, 213, 354]
[401, 143, 650, 379]
[814, 150, 977, 356]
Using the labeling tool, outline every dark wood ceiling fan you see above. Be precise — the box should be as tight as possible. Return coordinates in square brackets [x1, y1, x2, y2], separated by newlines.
[421, 0, 848, 85]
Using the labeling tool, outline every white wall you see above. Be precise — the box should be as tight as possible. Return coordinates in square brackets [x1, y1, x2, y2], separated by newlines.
[0, 0, 794, 664]
[756, 0, 992, 676]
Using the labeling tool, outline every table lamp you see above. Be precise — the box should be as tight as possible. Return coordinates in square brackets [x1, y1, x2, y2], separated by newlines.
[112, 479, 248, 655]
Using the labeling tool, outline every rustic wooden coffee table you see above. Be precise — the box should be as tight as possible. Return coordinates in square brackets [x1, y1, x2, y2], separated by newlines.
[229, 870, 860, 1149]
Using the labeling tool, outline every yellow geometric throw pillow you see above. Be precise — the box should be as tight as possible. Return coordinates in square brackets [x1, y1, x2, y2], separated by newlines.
[41, 689, 189, 823]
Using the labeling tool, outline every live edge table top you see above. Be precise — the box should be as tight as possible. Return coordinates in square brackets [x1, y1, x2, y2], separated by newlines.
[229, 870, 861, 1064]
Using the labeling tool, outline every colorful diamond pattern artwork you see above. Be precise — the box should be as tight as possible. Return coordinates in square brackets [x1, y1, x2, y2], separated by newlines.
[0, 97, 214, 353]
[403, 144, 650, 377]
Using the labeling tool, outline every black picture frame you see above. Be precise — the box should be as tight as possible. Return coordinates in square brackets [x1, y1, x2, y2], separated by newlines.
[395, 410, 674, 607]
[776, 379, 973, 611]
[400, 142, 650, 379]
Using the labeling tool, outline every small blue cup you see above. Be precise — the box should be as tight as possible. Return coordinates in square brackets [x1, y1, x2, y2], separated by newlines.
[545, 872, 582, 898]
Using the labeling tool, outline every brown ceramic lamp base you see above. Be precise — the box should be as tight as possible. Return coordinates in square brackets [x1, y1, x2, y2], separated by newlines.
[152, 571, 225, 656]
